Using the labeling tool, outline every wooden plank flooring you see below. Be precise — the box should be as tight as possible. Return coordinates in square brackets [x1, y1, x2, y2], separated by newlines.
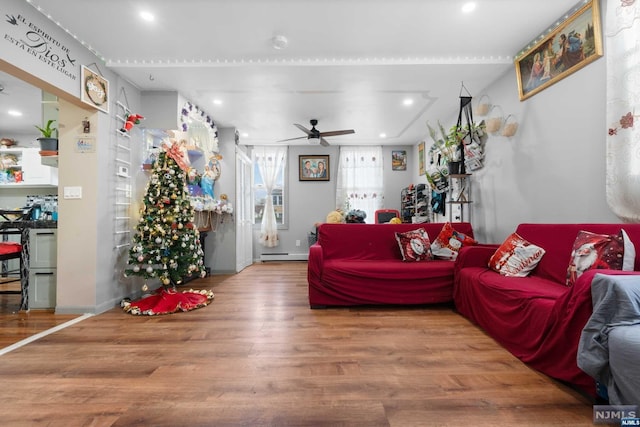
[1, 280, 80, 349]
[0, 262, 595, 426]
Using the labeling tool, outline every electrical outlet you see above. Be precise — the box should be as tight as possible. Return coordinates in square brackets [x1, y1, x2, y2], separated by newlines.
[295, 240, 301, 247]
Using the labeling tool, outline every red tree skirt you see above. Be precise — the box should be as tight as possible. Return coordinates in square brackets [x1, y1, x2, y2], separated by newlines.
[121, 287, 214, 316]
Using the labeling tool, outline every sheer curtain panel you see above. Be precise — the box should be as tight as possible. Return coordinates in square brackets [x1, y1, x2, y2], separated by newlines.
[336, 146, 384, 223]
[254, 146, 286, 247]
[606, 0, 640, 222]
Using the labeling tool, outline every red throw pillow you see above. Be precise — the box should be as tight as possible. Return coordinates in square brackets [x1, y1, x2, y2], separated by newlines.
[489, 232, 546, 277]
[565, 230, 633, 286]
[430, 222, 477, 260]
[395, 228, 433, 262]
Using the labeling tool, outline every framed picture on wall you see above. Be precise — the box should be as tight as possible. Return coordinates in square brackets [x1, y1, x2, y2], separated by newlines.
[392, 150, 407, 171]
[418, 142, 425, 175]
[515, 0, 602, 101]
[80, 65, 109, 113]
[299, 155, 330, 181]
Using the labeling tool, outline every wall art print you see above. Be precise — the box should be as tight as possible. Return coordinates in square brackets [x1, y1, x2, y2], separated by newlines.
[515, 0, 603, 101]
[299, 155, 329, 181]
[392, 150, 407, 171]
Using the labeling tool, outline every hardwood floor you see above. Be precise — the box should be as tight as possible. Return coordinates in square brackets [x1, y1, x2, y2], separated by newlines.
[1, 280, 81, 349]
[0, 262, 595, 426]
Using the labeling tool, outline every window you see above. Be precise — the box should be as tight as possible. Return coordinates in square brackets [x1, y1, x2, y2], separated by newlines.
[335, 146, 384, 223]
[252, 147, 287, 228]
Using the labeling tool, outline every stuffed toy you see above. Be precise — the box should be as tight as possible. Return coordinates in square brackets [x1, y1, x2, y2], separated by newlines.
[326, 210, 345, 224]
[345, 209, 366, 223]
[120, 114, 145, 133]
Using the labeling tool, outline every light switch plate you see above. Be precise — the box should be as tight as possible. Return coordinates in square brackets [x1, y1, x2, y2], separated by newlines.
[63, 186, 82, 199]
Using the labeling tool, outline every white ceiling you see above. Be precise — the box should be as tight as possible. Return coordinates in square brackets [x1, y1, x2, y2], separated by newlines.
[3, 0, 583, 146]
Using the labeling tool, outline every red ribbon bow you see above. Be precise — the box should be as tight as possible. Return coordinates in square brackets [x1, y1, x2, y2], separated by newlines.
[162, 142, 189, 171]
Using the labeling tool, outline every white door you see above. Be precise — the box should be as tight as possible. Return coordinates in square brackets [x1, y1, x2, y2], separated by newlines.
[235, 149, 253, 272]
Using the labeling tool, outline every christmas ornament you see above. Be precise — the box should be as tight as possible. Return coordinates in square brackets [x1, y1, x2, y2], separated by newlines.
[120, 114, 145, 133]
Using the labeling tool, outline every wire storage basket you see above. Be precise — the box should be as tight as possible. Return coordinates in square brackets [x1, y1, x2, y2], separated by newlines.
[501, 115, 519, 137]
[475, 94, 491, 116]
[485, 105, 504, 134]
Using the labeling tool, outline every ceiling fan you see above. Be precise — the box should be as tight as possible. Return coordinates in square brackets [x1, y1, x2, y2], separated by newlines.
[278, 119, 355, 146]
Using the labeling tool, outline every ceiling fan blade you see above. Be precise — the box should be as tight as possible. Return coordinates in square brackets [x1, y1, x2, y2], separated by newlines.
[277, 136, 307, 142]
[293, 123, 312, 135]
[318, 129, 355, 137]
[319, 137, 330, 147]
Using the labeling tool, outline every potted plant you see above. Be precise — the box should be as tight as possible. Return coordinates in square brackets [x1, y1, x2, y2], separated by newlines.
[427, 121, 463, 172]
[427, 120, 487, 175]
[35, 119, 58, 152]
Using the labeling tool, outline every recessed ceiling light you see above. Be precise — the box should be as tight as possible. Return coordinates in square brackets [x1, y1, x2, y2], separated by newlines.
[379, 133, 387, 138]
[241, 132, 249, 138]
[403, 98, 414, 106]
[8, 110, 23, 117]
[461, 2, 476, 13]
[271, 35, 289, 50]
[213, 99, 223, 105]
[139, 11, 155, 22]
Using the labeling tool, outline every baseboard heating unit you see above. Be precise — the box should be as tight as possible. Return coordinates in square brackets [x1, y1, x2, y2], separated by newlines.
[260, 253, 308, 262]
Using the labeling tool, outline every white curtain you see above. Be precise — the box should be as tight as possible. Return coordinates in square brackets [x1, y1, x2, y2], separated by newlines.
[255, 146, 286, 247]
[336, 146, 384, 224]
[605, 0, 640, 221]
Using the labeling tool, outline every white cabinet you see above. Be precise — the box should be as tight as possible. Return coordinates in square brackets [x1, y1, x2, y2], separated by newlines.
[0, 147, 58, 187]
[28, 228, 57, 309]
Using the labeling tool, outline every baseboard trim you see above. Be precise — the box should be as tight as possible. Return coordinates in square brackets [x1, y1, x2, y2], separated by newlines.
[260, 253, 308, 262]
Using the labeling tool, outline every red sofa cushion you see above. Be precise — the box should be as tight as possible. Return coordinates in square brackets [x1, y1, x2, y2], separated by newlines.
[515, 224, 640, 284]
[454, 223, 640, 397]
[317, 223, 473, 261]
[0, 242, 21, 256]
[309, 222, 474, 307]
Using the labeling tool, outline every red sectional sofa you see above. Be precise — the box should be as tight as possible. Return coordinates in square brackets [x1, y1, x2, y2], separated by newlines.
[308, 222, 474, 308]
[453, 223, 640, 397]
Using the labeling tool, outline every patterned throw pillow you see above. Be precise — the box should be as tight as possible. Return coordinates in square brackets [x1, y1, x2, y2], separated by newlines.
[395, 228, 433, 262]
[565, 230, 635, 286]
[489, 232, 546, 277]
[430, 222, 478, 260]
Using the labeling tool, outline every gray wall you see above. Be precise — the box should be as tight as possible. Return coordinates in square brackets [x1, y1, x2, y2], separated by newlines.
[202, 128, 238, 273]
[424, 56, 619, 244]
[252, 144, 414, 259]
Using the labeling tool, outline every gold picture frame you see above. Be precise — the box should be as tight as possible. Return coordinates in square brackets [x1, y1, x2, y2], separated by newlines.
[418, 142, 425, 176]
[515, 0, 602, 101]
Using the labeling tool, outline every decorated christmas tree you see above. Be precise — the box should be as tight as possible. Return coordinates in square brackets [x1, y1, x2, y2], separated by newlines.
[122, 141, 213, 315]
